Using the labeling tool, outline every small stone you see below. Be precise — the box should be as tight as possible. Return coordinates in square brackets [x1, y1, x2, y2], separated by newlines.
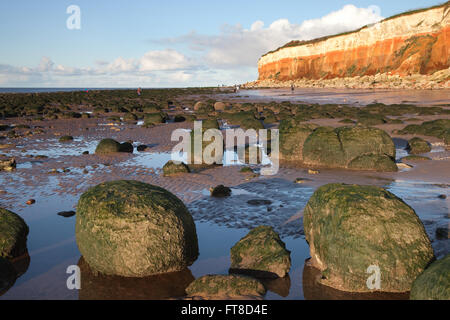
[308, 169, 319, 175]
[438, 194, 447, 199]
[247, 199, 272, 206]
[26, 199, 35, 205]
[210, 185, 232, 197]
[294, 178, 312, 184]
[82, 151, 89, 155]
[57, 211, 76, 218]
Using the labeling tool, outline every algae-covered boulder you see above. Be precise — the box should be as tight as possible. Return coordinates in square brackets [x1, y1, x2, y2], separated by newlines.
[0, 208, 29, 259]
[163, 160, 190, 176]
[230, 226, 291, 278]
[406, 137, 431, 154]
[185, 275, 266, 299]
[95, 139, 133, 154]
[401, 155, 431, 162]
[75, 180, 199, 277]
[210, 185, 231, 197]
[302, 126, 396, 171]
[0, 257, 16, 295]
[59, 135, 74, 143]
[303, 183, 434, 292]
[410, 254, 450, 300]
[278, 120, 318, 161]
[143, 113, 165, 126]
[398, 119, 450, 139]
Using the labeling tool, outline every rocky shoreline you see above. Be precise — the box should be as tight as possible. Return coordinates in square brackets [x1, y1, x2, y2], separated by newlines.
[244, 69, 450, 90]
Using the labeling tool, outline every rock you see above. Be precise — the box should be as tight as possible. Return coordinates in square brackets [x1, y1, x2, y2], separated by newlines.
[75, 180, 199, 277]
[0, 158, 16, 172]
[0, 208, 29, 259]
[303, 183, 434, 292]
[294, 178, 312, 184]
[193, 101, 207, 111]
[230, 226, 291, 278]
[240, 167, 253, 173]
[406, 137, 431, 154]
[278, 120, 318, 161]
[137, 145, 149, 152]
[303, 126, 396, 172]
[410, 254, 450, 300]
[163, 160, 190, 176]
[59, 135, 74, 143]
[348, 154, 398, 172]
[209, 185, 231, 197]
[438, 194, 447, 199]
[0, 257, 16, 295]
[213, 102, 226, 111]
[435, 222, 449, 240]
[308, 169, 319, 175]
[247, 199, 272, 206]
[119, 142, 134, 153]
[57, 211, 76, 218]
[185, 275, 266, 299]
[0, 144, 15, 149]
[95, 139, 132, 154]
[26, 199, 35, 205]
[82, 151, 89, 155]
[401, 155, 431, 162]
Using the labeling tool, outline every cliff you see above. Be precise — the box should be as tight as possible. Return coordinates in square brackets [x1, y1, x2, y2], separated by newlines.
[257, 2, 450, 82]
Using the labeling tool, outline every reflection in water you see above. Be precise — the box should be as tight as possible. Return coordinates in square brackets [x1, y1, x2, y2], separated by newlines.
[0, 253, 30, 297]
[78, 257, 195, 300]
[302, 260, 409, 300]
[260, 276, 291, 298]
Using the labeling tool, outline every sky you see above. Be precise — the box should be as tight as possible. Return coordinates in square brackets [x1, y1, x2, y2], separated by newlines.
[0, 0, 443, 87]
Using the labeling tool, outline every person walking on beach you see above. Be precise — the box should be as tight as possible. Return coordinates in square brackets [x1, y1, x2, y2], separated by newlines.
[137, 87, 141, 96]
[291, 82, 295, 92]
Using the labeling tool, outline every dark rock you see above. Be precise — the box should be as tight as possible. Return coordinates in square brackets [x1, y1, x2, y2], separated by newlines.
[210, 185, 231, 197]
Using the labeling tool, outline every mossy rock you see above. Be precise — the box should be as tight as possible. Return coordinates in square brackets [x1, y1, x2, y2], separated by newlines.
[95, 139, 121, 154]
[143, 113, 165, 126]
[230, 226, 291, 278]
[0, 257, 16, 295]
[407, 137, 431, 154]
[0, 208, 29, 259]
[348, 154, 398, 172]
[303, 183, 434, 292]
[398, 119, 450, 138]
[95, 139, 132, 154]
[59, 135, 74, 143]
[401, 155, 431, 162]
[75, 180, 199, 277]
[163, 160, 190, 176]
[189, 127, 223, 165]
[123, 113, 138, 123]
[278, 120, 318, 161]
[410, 254, 450, 300]
[185, 275, 266, 299]
[443, 129, 450, 149]
[303, 126, 396, 171]
[214, 102, 226, 111]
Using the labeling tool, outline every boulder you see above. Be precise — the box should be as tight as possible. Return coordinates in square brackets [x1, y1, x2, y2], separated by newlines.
[0, 257, 16, 295]
[406, 137, 431, 154]
[209, 185, 231, 197]
[303, 183, 434, 292]
[185, 275, 266, 299]
[143, 113, 165, 126]
[0, 158, 16, 172]
[163, 160, 190, 176]
[95, 139, 133, 154]
[400, 155, 431, 162]
[302, 126, 396, 171]
[0, 208, 29, 258]
[278, 120, 318, 161]
[59, 135, 74, 143]
[75, 180, 199, 277]
[230, 226, 291, 278]
[410, 254, 450, 300]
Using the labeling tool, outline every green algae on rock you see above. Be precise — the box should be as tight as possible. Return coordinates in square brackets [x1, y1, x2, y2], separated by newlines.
[230, 226, 291, 278]
[410, 254, 450, 300]
[278, 120, 318, 161]
[0, 208, 29, 259]
[95, 138, 133, 154]
[406, 137, 431, 154]
[185, 274, 266, 299]
[0, 257, 16, 295]
[163, 160, 190, 176]
[75, 180, 199, 277]
[58, 135, 74, 143]
[401, 155, 432, 162]
[302, 126, 396, 171]
[303, 183, 434, 293]
[209, 185, 231, 197]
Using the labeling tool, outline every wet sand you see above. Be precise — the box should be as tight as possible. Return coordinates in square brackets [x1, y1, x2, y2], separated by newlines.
[0, 96, 449, 300]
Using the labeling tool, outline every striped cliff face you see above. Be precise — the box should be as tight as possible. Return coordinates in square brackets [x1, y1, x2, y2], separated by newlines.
[258, 3, 450, 81]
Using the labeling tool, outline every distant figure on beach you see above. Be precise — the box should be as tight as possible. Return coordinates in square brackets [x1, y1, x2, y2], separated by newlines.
[291, 83, 295, 92]
[137, 87, 141, 96]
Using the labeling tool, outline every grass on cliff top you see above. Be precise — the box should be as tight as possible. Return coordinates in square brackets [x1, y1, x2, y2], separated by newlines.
[260, 1, 450, 59]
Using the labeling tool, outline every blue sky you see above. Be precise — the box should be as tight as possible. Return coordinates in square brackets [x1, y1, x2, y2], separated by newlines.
[0, 0, 442, 87]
